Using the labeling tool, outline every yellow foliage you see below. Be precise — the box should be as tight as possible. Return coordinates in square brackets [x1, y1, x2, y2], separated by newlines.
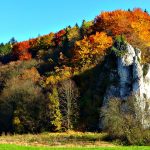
[46, 66, 73, 85]
[74, 32, 113, 65]
[46, 76, 57, 85]
[13, 117, 21, 125]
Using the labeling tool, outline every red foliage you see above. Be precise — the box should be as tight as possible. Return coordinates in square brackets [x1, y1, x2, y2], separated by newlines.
[13, 41, 31, 60]
[54, 30, 66, 46]
[55, 30, 66, 38]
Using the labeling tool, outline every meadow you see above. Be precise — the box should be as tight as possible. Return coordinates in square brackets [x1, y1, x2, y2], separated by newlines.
[0, 132, 112, 147]
[0, 132, 150, 150]
[0, 144, 150, 150]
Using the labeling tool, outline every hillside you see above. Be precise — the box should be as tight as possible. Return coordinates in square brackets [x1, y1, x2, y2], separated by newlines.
[0, 8, 150, 145]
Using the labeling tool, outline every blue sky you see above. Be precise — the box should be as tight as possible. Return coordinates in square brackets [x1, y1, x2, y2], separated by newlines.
[0, 0, 150, 43]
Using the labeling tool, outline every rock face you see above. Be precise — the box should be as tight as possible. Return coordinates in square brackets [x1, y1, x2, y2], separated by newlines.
[103, 43, 150, 128]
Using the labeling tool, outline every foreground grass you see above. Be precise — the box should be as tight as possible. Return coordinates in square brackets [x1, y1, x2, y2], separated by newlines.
[0, 144, 150, 150]
[0, 132, 113, 147]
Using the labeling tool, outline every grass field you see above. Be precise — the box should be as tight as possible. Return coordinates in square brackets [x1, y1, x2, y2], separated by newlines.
[0, 132, 113, 147]
[0, 144, 150, 150]
[0, 132, 150, 150]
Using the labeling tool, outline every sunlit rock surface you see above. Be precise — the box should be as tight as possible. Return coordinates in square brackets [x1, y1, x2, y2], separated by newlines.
[103, 43, 150, 128]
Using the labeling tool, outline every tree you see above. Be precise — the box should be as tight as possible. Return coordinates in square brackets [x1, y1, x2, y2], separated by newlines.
[101, 96, 150, 145]
[54, 30, 66, 47]
[59, 79, 79, 130]
[39, 33, 55, 49]
[93, 8, 150, 63]
[66, 25, 81, 48]
[12, 41, 31, 60]
[80, 20, 93, 37]
[73, 32, 113, 67]
[0, 42, 12, 57]
[9, 37, 17, 44]
[48, 87, 62, 131]
[144, 9, 148, 14]
[0, 78, 47, 134]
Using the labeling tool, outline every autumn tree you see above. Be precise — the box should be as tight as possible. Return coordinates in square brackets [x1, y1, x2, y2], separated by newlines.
[73, 32, 113, 67]
[66, 25, 81, 48]
[13, 41, 31, 60]
[39, 33, 55, 49]
[93, 8, 150, 63]
[80, 20, 93, 37]
[59, 79, 79, 130]
[29, 38, 40, 55]
[45, 66, 76, 131]
[48, 87, 62, 131]
[0, 77, 47, 134]
[54, 30, 66, 47]
[93, 10, 131, 36]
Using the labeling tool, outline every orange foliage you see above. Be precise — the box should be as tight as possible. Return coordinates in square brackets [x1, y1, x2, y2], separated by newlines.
[74, 32, 113, 65]
[94, 8, 150, 48]
[13, 41, 31, 60]
[94, 10, 131, 36]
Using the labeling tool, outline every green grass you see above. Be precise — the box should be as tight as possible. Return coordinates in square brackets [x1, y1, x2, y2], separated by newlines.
[0, 144, 150, 150]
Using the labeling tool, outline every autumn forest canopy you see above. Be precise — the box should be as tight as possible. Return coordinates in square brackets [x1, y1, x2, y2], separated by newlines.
[0, 8, 150, 145]
[1, 8, 150, 62]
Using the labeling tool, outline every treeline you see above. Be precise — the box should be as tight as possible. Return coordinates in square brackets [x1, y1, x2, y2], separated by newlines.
[0, 59, 81, 134]
[1, 8, 150, 134]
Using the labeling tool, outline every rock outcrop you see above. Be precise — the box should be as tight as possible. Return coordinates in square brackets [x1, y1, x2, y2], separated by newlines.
[103, 43, 150, 128]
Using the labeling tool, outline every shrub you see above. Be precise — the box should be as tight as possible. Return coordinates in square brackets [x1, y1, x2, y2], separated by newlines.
[101, 96, 150, 145]
[0, 77, 48, 134]
[110, 35, 127, 57]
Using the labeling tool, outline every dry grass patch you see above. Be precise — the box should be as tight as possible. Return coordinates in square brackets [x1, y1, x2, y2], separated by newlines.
[0, 131, 114, 147]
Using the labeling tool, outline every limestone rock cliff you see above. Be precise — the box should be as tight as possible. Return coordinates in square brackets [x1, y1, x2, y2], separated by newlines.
[103, 43, 150, 128]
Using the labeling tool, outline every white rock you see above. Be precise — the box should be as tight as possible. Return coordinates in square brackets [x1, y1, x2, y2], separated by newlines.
[103, 43, 150, 128]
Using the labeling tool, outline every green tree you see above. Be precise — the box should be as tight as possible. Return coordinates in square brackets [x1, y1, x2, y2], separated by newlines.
[80, 20, 93, 37]
[9, 37, 17, 44]
[66, 25, 81, 48]
[0, 42, 12, 57]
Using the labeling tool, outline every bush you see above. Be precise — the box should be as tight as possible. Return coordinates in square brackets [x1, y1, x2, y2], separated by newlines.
[0, 77, 48, 134]
[101, 96, 150, 145]
[110, 35, 127, 57]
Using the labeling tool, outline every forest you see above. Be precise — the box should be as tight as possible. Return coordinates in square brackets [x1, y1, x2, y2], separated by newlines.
[0, 8, 150, 145]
